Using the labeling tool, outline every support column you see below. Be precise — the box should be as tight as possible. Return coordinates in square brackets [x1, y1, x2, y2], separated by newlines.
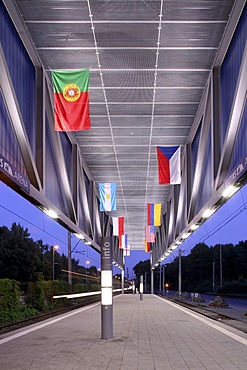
[140, 275, 143, 300]
[121, 268, 124, 294]
[163, 265, 165, 294]
[178, 249, 182, 300]
[68, 231, 72, 289]
[151, 269, 154, 294]
[213, 261, 215, 292]
[101, 237, 113, 340]
[159, 264, 162, 291]
[132, 280, 135, 294]
[220, 244, 223, 289]
[144, 271, 147, 293]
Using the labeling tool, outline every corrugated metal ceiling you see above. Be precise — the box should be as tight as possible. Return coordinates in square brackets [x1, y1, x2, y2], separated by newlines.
[14, 0, 235, 250]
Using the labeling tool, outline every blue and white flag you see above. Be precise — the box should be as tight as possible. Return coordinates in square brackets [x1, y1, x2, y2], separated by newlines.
[99, 182, 116, 211]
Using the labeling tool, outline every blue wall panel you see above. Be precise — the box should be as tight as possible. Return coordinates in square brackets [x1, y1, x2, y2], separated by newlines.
[45, 117, 67, 216]
[0, 1, 36, 156]
[60, 132, 73, 188]
[0, 92, 27, 175]
[220, 6, 247, 151]
[229, 101, 247, 173]
[196, 122, 212, 214]
[78, 189, 87, 232]
[84, 170, 90, 200]
[191, 120, 201, 184]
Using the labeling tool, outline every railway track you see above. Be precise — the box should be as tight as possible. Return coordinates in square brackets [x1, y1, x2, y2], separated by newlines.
[157, 294, 247, 334]
[0, 296, 101, 335]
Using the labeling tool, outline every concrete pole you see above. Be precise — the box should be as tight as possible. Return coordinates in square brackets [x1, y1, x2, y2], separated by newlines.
[52, 247, 55, 281]
[68, 231, 72, 288]
[140, 275, 143, 300]
[178, 249, 182, 300]
[212, 261, 215, 292]
[151, 269, 154, 294]
[144, 271, 147, 293]
[159, 264, 162, 291]
[163, 265, 165, 294]
[220, 244, 223, 289]
[101, 237, 113, 340]
[121, 268, 124, 294]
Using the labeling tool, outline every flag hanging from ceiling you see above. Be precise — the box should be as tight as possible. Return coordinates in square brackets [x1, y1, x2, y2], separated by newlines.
[145, 240, 150, 253]
[112, 217, 124, 236]
[119, 234, 128, 249]
[124, 245, 130, 257]
[157, 146, 181, 184]
[147, 203, 161, 226]
[52, 69, 91, 131]
[146, 226, 156, 243]
[99, 183, 116, 211]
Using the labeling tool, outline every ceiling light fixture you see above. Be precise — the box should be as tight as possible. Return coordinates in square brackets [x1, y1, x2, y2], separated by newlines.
[43, 209, 58, 219]
[74, 233, 85, 240]
[181, 232, 191, 240]
[203, 208, 216, 218]
[190, 224, 200, 231]
[223, 185, 239, 198]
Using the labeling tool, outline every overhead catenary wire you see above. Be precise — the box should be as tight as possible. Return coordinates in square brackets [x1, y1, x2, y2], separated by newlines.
[167, 198, 247, 261]
[0, 204, 100, 266]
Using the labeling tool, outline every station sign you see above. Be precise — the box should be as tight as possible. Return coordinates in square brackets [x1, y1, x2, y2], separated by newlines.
[225, 155, 247, 186]
[0, 153, 30, 193]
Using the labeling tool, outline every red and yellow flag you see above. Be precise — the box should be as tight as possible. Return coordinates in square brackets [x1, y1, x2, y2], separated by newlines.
[145, 240, 151, 253]
[52, 69, 91, 131]
[147, 203, 161, 226]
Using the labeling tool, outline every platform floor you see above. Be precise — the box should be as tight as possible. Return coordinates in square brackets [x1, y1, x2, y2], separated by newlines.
[0, 294, 247, 370]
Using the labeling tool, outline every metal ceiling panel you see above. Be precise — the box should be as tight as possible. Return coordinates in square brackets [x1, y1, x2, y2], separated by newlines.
[156, 71, 209, 88]
[159, 23, 227, 48]
[108, 104, 153, 116]
[154, 104, 198, 115]
[26, 23, 95, 48]
[110, 117, 153, 128]
[38, 49, 99, 69]
[155, 89, 203, 102]
[157, 49, 218, 69]
[112, 127, 151, 137]
[104, 89, 154, 103]
[101, 71, 156, 88]
[99, 50, 156, 69]
[90, 1, 161, 21]
[15, 1, 90, 21]
[93, 24, 159, 48]
[153, 116, 194, 126]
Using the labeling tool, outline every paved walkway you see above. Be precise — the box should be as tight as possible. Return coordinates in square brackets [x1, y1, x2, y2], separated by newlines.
[0, 294, 247, 370]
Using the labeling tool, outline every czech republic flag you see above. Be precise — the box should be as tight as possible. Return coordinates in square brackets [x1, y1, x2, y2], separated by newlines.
[157, 146, 181, 184]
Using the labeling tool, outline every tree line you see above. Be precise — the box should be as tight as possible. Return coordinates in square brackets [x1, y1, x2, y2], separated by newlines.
[0, 223, 102, 324]
[0, 223, 98, 283]
[1, 223, 246, 295]
[133, 241, 247, 295]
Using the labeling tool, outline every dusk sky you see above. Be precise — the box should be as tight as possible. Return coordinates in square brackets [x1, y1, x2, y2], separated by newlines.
[0, 180, 247, 277]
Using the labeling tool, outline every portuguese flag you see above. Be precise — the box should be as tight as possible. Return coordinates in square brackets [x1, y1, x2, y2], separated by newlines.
[52, 69, 91, 131]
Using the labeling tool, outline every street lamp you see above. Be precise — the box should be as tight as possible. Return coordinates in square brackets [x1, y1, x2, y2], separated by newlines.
[86, 260, 90, 284]
[52, 245, 59, 281]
